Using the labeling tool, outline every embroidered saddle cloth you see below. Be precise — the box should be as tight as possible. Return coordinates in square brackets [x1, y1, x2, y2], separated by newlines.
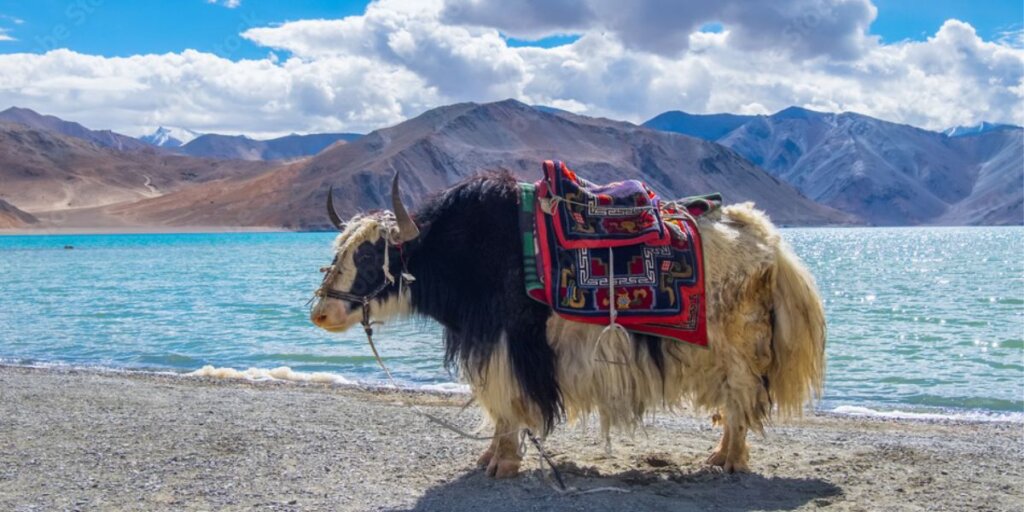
[540, 160, 668, 249]
[520, 161, 722, 346]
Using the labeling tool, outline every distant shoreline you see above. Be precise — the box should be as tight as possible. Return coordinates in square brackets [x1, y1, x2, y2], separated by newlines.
[1, 364, 1020, 511]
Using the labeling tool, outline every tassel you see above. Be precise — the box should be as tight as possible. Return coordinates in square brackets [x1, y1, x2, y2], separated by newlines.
[592, 247, 630, 362]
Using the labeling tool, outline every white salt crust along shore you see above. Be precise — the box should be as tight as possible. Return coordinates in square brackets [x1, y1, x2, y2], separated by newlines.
[0, 365, 1021, 511]
[11, 361, 1021, 423]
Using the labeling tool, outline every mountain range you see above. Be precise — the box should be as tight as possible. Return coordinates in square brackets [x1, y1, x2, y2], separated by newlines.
[100, 100, 849, 229]
[643, 107, 1023, 225]
[0, 107, 363, 163]
[0, 120, 275, 216]
[0, 107, 152, 153]
[138, 125, 363, 161]
[174, 132, 362, 161]
[0, 100, 1019, 231]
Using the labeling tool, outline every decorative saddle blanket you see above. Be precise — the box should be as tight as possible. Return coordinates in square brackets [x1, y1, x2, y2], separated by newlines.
[520, 160, 722, 347]
[541, 160, 668, 249]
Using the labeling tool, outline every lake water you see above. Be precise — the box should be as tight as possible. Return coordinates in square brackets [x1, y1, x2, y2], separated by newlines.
[1, 228, 1021, 421]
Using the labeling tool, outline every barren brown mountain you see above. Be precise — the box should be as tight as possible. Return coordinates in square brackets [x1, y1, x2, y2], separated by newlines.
[0, 107, 151, 153]
[0, 198, 36, 228]
[0, 122, 276, 214]
[108, 100, 853, 229]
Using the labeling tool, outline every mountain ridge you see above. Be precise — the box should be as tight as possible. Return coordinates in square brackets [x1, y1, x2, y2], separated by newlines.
[0, 121, 276, 214]
[105, 99, 853, 229]
[644, 107, 1023, 225]
[2, 101, 1018, 230]
[176, 132, 363, 161]
[0, 107, 152, 153]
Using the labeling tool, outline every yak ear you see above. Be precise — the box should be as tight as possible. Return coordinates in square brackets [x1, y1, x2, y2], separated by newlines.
[326, 185, 345, 231]
[391, 172, 420, 242]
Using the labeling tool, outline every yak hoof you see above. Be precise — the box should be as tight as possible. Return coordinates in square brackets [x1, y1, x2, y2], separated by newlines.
[486, 457, 521, 479]
[723, 460, 750, 474]
[705, 450, 727, 467]
[706, 450, 749, 473]
[476, 448, 495, 468]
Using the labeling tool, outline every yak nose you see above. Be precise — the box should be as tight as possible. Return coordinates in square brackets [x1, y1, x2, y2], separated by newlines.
[311, 308, 329, 326]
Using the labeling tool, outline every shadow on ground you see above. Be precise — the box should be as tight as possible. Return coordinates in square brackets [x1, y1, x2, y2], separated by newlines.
[394, 458, 843, 512]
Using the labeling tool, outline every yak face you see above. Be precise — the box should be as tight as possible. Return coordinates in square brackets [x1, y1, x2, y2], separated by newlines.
[310, 175, 420, 333]
[310, 215, 397, 332]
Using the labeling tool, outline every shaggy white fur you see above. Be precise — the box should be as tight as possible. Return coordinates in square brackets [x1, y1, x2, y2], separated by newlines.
[461, 203, 826, 475]
[315, 202, 826, 476]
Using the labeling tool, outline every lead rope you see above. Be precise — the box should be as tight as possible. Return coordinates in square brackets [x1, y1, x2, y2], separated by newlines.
[348, 230, 627, 495]
[358, 292, 627, 495]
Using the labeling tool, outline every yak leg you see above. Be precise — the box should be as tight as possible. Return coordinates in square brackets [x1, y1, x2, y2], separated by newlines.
[706, 269, 774, 474]
[704, 355, 763, 474]
[706, 412, 749, 473]
[705, 412, 729, 467]
[483, 418, 522, 478]
[476, 436, 497, 467]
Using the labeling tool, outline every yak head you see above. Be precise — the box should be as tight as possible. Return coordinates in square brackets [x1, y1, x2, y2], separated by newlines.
[310, 174, 420, 332]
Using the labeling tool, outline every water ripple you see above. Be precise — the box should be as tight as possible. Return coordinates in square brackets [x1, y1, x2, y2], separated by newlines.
[1, 227, 1022, 416]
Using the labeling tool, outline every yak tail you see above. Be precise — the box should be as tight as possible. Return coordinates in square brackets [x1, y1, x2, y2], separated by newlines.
[767, 239, 826, 418]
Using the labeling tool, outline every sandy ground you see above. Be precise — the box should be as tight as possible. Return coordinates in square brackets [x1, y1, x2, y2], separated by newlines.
[0, 366, 1020, 512]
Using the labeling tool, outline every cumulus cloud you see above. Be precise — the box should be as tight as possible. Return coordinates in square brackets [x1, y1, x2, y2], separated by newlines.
[0, 0, 1019, 137]
[241, 1, 526, 100]
[442, 0, 878, 60]
[0, 49, 439, 137]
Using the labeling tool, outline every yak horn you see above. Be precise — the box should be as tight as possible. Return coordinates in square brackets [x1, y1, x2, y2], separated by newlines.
[326, 185, 345, 230]
[391, 172, 420, 242]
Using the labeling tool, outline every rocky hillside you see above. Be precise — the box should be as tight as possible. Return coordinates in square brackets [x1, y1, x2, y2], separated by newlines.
[110, 100, 852, 229]
[0, 122, 275, 213]
[0, 198, 37, 229]
[646, 107, 1023, 225]
[937, 128, 1024, 225]
[0, 107, 151, 153]
[12, 100, 1016, 231]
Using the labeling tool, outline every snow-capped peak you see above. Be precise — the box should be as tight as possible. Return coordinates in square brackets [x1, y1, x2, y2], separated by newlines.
[140, 126, 202, 148]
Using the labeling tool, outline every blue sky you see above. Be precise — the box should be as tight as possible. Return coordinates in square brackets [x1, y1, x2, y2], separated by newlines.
[0, 1, 1019, 136]
[0, 0, 1019, 58]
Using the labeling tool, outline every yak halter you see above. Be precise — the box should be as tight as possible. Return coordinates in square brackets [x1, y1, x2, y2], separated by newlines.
[315, 235, 414, 382]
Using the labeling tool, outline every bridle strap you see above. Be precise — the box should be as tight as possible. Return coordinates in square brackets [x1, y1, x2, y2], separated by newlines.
[314, 240, 412, 382]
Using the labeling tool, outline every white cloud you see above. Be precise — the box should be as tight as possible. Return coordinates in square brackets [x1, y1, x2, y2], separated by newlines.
[207, 0, 242, 8]
[442, 0, 879, 60]
[0, 0, 1020, 137]
[0, 49, 439, 137]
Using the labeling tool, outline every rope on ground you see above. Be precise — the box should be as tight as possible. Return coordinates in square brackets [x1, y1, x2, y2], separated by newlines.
[362, 321, 631, 497]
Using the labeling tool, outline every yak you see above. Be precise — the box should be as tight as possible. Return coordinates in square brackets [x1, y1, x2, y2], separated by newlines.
[310, 170, 825, 478]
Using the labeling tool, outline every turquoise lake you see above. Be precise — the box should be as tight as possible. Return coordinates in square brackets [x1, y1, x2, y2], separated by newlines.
[0, 227, 1021, 420]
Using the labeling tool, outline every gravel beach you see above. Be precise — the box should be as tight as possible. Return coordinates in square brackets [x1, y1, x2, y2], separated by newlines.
[0, 365, 1020, 511]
